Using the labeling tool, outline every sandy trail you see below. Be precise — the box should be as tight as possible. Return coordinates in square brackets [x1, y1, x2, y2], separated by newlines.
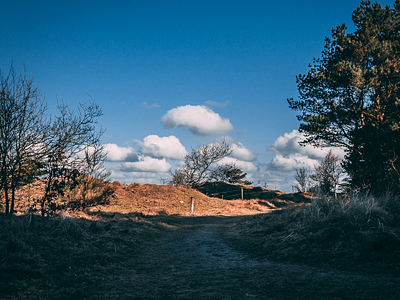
[91, 218, 400, 300]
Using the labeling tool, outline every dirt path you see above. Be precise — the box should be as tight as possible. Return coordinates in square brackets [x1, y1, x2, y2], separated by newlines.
[90, 217, 400, 300]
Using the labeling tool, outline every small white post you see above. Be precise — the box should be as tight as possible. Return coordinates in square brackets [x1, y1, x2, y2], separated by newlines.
[241, 188, 244, 200]
[190, 197, 194, 213]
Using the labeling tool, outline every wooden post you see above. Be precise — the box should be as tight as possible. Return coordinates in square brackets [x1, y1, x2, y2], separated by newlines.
[241, 188, 244, 200]
[190, 197, 194, 213]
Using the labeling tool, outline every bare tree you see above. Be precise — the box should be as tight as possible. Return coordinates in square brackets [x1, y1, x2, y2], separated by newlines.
[55, 144, 113, 212]
[294, 167, 310, 193]
[39, 100, 107, 216]
[169, 140, 234, 187]
[0, 65, 107, 215]
[0, 65, 46, 214]
[310, 149, 342, 198]
[168, 168, 189, 186]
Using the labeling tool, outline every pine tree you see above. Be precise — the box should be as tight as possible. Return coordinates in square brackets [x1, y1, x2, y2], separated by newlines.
[288, 0, 400, 192]
[212, 163, 252, 185]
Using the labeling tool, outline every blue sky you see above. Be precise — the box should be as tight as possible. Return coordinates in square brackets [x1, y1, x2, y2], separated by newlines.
[1, 0, 394, 192]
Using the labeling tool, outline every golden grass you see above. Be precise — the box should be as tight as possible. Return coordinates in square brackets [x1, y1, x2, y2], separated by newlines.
[11, 180, 299, 217]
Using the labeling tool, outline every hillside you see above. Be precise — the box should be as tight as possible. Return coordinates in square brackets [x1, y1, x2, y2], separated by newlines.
[194, 181, 312, 204]
[1, 181, 399, 299]
[10, 180, 309, 217]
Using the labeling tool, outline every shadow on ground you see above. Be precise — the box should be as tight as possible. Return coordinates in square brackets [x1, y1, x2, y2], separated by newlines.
[1, 212, 399, 299]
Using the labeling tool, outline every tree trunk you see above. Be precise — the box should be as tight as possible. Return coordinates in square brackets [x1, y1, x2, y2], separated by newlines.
[4, 185, 9, 214]
[10, 188, 15, 214]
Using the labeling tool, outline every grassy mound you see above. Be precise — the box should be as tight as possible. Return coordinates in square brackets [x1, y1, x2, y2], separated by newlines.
[221, 192, 400, 272]
[194, 181, 311, 205]
[11, 181, 280, 217]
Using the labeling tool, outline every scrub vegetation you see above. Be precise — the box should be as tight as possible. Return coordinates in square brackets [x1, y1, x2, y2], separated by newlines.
[2, 1, 400, 299]
[1, 183, 400, 299]
[221, 191, 400, 273]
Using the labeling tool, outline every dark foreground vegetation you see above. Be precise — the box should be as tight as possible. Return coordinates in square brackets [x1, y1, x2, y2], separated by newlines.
[1, 1, 400, 298]
[1, 188, 400, 299]
[222, 192, 400, 273]
[0, 212, 155, 299]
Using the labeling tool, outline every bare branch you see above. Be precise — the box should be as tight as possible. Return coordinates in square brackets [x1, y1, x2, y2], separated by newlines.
[169, 139, 234, 187]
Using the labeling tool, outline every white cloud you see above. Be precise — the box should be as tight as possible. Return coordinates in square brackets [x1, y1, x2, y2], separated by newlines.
[108, 170, 166, 185]
[217, 157, 258, 172]
[269, 154, 318, 171]
[160, 105, 234, 135]
[114, 156, 171, 173]
[213, 136, 257, 162]
[135, 135, 187, 160]
[262, 130, 346, 192]
[104, 143, 138, 162]
[231, 144, 256, 162]
[223, 137, 257, 162]
[267, 130, 344, 160]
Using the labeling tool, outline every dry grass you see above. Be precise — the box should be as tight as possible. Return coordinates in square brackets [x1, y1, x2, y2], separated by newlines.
[0, 181, 310, 299]
[0, 212, 155, 299]
[220, 192, 400, 273]
[195, 181, 310, 204]
[0, 181, 291, 299]
[3, 181, 400, 298]
[95, 181, 302, 216]
[99, 181, 229, 216]
[12, 180, 297, 217]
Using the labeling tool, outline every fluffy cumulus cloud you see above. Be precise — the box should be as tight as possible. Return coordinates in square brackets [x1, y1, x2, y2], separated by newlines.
[221, 137, 257, 162]
[114, 156, 171, 173]
[232, 143, 257, 162]
[217, 157, 258, 172]
[135, 135, 187, 160]
[160, 105, 234, 136]
[104, 144, 138, 162]
[262, 130, 345, 192]
[269, 154, 317, 172]
[268, 130, 344, 161]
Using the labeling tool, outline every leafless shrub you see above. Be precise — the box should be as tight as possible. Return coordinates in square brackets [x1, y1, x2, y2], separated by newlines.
[169, 139, 234, 187]
[0, 64, 108, 216]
